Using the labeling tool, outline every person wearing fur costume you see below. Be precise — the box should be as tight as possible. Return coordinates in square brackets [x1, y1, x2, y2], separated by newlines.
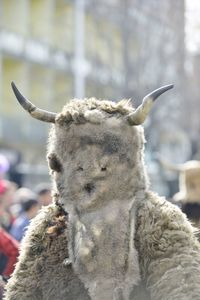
[4, 83, 200, 300]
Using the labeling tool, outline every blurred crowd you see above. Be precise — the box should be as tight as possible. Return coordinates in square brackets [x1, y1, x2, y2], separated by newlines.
[0, 177, 52, 298]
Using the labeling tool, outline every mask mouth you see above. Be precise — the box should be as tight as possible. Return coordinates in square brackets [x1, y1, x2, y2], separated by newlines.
[84, 182, 95, 195]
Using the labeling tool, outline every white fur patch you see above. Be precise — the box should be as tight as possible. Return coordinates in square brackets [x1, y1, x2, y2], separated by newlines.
[68, 199, 141, 300]
[84, 109, 105, 124]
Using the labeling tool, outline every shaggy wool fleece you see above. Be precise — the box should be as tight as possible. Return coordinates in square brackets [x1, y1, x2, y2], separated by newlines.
[4, 98, 200, 299]
[4, 192, 200, 300]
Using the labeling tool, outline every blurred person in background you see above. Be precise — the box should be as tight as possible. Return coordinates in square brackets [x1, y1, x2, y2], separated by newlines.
[0, 180, 17, 232]
[34, 183, 52, 207]
[11, 187, 36, 218]
[0, 227, 19, 299]
[10, 196, 40, 242]
[0, 154, 9, 180]
[172, 161, 200, 229]
[7, 152, 24, 188]
[159, 157, 200, 232]
[0, 227, 19, 278]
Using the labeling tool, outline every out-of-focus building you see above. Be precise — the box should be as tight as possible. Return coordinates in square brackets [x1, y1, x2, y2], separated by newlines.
[0, 0, 76, 185]
[0, 0, 187, 190]
[184, 0, 200, 153]
[0, 1, 74, 162]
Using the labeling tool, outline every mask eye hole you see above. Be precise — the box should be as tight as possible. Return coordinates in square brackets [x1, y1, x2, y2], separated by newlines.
[77, 166, 84, 171]
[101, 167, 107, 172]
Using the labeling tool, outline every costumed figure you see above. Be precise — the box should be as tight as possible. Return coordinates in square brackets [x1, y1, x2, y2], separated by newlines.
[4, 83, 200, 300]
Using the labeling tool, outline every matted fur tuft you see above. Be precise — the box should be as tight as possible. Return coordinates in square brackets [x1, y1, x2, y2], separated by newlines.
[56, 98, 134, 125]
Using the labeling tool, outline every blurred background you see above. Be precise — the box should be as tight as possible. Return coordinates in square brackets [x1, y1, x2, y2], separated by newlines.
[0, 0, 199, 197]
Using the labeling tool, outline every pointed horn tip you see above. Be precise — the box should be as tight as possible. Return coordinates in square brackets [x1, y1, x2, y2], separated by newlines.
[11, 81, 17, 90]
[11, 81, 16, 92]
[11, 81, 56, 123]
[10, 81, 30, 108]
[163, 83, 174, 90]
[158, 83, 174, 93]
[11, 81, 22, 100]
[154, 83, 174, 94]
[145, 83, 174, 103]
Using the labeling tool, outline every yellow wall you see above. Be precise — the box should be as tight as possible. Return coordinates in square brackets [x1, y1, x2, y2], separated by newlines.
[2, 57, 28, 115]
[53, 1, 74, 52]
[1, 0, 29, 36]
[30, 0, 54, 43]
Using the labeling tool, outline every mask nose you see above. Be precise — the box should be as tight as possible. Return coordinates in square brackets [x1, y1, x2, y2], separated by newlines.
[84, 182, 95, 195]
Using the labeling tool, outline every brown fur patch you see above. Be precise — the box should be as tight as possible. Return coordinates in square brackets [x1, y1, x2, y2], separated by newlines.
[46, 205, 68, 237]
[47, 153, 63, 172]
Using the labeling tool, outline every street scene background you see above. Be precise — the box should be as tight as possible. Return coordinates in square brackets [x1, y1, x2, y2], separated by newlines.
[1, 1, 200, 298]
[0, 0, 199, 198]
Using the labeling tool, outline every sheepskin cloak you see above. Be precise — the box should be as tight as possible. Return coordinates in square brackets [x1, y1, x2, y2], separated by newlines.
[5, 97, 200, 299]
[4, 191, 200, 300]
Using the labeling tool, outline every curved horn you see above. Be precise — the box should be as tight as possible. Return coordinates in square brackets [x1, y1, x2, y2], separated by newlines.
[127, 84, 174, 125]
[11, 81, 56, 123]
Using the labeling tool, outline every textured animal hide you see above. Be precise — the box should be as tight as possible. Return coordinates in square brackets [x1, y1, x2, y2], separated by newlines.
[4, 98, 200, 300]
